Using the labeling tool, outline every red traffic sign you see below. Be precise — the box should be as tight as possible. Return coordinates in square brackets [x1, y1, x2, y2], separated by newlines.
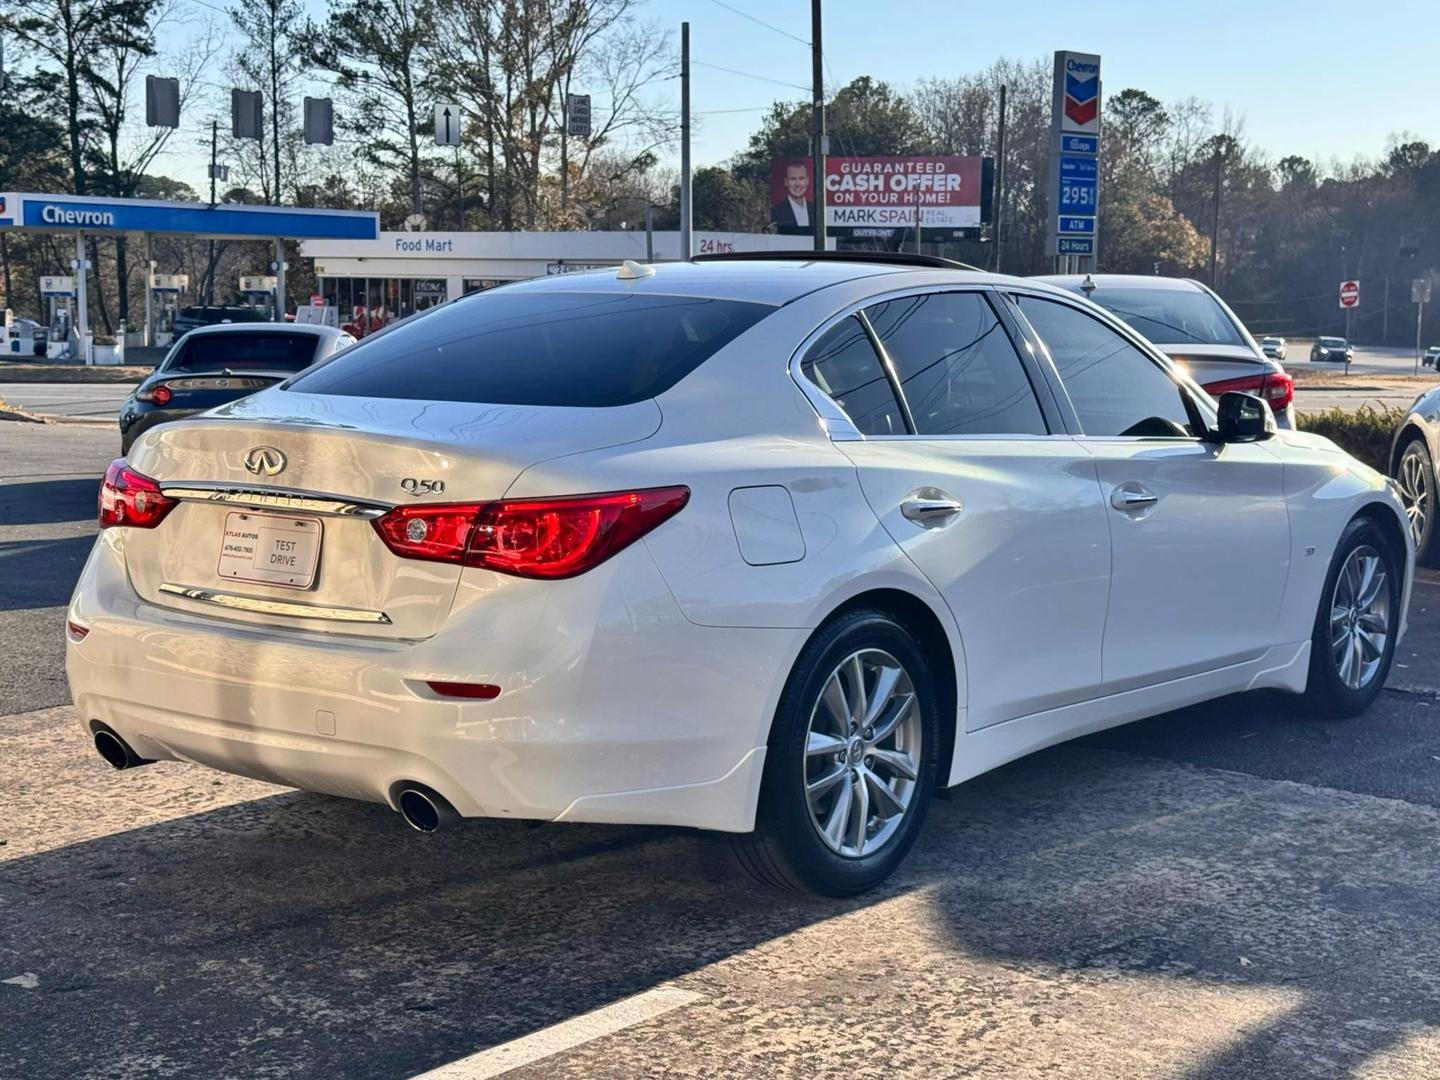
[1339, 280, 1361, 309]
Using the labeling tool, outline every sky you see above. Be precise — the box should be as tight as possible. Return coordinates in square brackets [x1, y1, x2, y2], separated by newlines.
[142, 0, 1440, 197]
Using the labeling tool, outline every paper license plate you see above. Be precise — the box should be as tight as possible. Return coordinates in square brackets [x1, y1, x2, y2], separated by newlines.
[216, 512, 322, 589]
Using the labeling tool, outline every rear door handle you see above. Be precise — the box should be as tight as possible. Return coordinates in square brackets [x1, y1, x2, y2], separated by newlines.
[1110, 483, 1158, 512]
[901, 494, 964, 526]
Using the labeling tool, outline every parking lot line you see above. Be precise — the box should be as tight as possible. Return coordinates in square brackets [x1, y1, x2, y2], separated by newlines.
[409, 986, 704, 1079]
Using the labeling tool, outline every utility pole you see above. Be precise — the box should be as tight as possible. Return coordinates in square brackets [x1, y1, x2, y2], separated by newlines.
[679, 21, 692, 259]
[1209, 146, 1222, 287]
[645, 204, 654, 263]
[993, 84, 1007, 272]
[810, 0, 826, 252]
[207, 120, 218, 306]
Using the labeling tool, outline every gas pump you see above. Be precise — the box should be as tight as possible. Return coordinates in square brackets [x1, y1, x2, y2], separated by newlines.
[238, 275, 278, 321]
[39, 275, 76, 361]
[147, 273, 188, 346]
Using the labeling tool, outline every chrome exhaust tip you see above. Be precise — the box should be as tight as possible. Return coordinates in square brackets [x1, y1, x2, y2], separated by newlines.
[93, 727, 153, 770]
[395, 784, 461, 833]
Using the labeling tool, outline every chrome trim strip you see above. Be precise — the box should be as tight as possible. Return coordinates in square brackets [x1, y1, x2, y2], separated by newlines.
[159, 484, 391, 519]
[158, 583, 393, 624]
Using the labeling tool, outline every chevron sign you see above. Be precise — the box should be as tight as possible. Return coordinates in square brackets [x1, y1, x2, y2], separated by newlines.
[1056, 52, 1101, 134]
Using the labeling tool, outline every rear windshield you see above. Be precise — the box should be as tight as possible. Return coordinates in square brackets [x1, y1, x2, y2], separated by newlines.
[165, 332, 322, 374]
[180, 306, 263, 323]
[286, 291, 774, 407]
[1082, 286, 1246, 347]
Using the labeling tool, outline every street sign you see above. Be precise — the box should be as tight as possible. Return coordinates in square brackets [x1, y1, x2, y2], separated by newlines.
[434, 103, 461, 147]
[1057, 237, 1095, 255]
[303, 97, 334, 146]
[39, 276, 76, 297]
[1339, 280, 1361, 309]
[566, 93, 592, 137]
[238, 275, 277, 293]
[231, 90, 263, 141]
[148, 274, 188, 291]
[1413, 279, 1432, 304]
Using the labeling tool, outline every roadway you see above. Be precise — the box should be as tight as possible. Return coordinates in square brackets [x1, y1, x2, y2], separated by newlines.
[5, 421, 1440, 1078]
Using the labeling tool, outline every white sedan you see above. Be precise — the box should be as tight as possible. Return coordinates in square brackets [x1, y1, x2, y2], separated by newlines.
[67, 256, 1412, 896]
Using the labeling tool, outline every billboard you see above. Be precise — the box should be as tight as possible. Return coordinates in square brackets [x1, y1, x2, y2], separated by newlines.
[770, 156, 987, 234]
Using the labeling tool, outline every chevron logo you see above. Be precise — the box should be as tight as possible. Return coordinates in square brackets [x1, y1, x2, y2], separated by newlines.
[1066, 73, 1098, 103]
[1064, 72, 1099, 127]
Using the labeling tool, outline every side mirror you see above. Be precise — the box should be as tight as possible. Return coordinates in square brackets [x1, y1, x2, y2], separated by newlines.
[1215, 391, 1276, 443]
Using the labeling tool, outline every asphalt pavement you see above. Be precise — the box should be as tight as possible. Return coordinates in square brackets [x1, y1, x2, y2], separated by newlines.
[0, 382, 131, 421]
[6, 420, 1440, 1078]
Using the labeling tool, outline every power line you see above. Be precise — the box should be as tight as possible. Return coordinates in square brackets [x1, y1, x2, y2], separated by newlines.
[690, 60, 808, 93]
[703, 0, 809, 47]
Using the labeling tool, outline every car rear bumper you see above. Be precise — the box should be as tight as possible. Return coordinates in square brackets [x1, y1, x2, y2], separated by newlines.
[66, 531, 801, 832]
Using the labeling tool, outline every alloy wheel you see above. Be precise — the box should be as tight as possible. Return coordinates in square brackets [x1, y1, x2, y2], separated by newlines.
[1329, 544, 1391, 691]
[803, 648, 922, 858]
[1398, 446, 1431, 549]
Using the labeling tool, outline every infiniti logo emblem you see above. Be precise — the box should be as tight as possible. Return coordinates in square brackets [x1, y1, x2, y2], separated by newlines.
[243, 446, 287, 476]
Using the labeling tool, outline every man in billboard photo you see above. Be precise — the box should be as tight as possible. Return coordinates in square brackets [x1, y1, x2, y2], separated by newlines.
[771, 161, 816, 231]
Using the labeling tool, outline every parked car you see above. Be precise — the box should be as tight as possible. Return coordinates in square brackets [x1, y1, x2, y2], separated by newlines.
[1260, 335, 1287, 361]
[1389, 395, 1440, 564]
[1422, 346, 1440, 368]
[70, 254, 1412, 896]
[171, 304, 268, 341]
[1311, 336, 1354, 363]
[118, 324, 354, 453]
[1033, 274, 1296, 428]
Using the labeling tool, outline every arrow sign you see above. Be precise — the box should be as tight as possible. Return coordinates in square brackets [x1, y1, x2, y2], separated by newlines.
[434, 103, 461, 147]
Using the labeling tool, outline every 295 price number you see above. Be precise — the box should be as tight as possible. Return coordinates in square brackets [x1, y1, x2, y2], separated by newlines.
[1060, 183, 1097, 212]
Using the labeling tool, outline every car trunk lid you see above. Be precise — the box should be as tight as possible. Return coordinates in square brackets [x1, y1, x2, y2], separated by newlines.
[121, 388, 662, 639]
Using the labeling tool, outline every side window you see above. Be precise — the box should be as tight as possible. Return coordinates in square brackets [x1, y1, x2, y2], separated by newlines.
[800, 316, 907, 436]
[1016, 296, 1197, 438]
[863, 291, 1048, 437]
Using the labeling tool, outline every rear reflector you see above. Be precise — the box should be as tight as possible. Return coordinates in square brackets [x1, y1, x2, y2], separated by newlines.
[1202, 371, 1294, 412]
[372, 486, 690, 579]
[99, 459, 176, 529]
[426, 681, 502, 700]
[66, 620, 90, 641]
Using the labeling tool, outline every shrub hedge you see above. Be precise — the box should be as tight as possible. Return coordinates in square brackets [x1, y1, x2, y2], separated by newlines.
[1295, 404, 1408, 474]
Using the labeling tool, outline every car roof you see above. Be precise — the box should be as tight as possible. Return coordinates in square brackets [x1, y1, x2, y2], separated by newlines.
[179, 322, 337, 339]
[1032, 273, 1208, 293]
[483, 258, 1056, 307]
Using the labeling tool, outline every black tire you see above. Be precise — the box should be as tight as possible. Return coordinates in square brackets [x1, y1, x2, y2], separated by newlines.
[1301, 518, 1403, 719]
[1396, 439, 1439, 567]
[731, 608, 942, 897]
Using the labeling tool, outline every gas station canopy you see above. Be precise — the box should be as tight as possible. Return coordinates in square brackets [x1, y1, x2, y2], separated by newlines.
[0, 192, 378, 241]
[0, 192, 379, 363]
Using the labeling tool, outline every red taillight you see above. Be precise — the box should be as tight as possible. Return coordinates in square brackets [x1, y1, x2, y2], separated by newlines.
[1202, 371, 1293, 411]
[98, 459, 176, 529]
[138, 384, 172, 406]
[372, 486, 690, 579]
[66, 620, 90, 641]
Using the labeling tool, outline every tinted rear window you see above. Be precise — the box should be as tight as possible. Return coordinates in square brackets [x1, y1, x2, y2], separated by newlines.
[166, 333, 322, 373]
[286, 291, 773, 407]
[179, 306, 263, 323]
[1082, 286, 1245, 347]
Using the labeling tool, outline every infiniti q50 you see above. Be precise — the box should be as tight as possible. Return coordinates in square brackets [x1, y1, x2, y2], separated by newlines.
[67, 255, 1411, 896]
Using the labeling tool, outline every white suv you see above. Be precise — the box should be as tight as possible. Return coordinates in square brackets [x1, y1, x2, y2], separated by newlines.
[68, 255, 1410, 895]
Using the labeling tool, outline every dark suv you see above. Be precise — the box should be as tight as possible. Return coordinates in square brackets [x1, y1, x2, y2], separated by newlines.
[171, 305, 267, 341]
